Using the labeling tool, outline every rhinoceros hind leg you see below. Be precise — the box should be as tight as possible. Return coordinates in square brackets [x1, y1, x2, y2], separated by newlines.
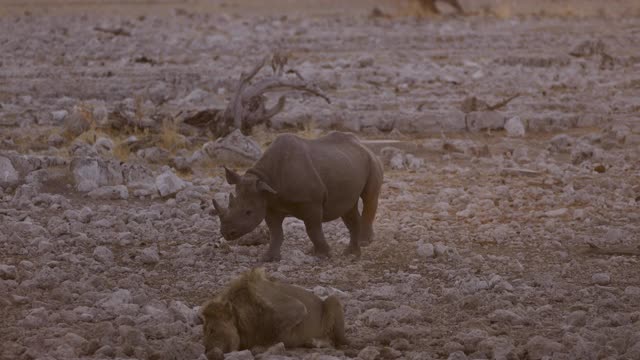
[359, 158, 383, 247]
[341, 204, 361, 257]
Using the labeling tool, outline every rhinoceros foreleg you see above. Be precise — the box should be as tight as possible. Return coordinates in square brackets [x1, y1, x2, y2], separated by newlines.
[263, 211, 285, 262]
[303, 213, 331, 258]
[341, 205, 361, 257]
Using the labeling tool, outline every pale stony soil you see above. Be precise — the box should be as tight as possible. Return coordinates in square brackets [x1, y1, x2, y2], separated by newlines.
[1, 1, 640, 360]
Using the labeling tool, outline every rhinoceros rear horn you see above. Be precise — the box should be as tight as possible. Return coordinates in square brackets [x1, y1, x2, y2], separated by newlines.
[211, 198, 226, 217]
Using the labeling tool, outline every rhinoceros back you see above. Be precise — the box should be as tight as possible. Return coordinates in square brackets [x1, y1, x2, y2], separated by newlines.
[251, 132, 374, 220]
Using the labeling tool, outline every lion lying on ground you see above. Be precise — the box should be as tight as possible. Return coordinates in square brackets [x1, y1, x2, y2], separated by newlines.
[200, 268, 348, 359]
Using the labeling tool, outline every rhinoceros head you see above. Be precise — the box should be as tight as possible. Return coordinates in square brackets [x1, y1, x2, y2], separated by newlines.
[212, 167, 276, 240]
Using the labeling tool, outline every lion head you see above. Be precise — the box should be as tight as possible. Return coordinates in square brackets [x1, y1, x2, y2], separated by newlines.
[201, 299, 240, 359]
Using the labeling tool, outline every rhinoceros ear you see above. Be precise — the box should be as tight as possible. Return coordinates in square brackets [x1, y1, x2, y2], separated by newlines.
[224, 166, 241, 185]
[256, 180, 277, 195]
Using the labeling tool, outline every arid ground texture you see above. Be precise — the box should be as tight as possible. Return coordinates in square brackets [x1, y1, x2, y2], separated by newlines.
[1, 1, 640, 359]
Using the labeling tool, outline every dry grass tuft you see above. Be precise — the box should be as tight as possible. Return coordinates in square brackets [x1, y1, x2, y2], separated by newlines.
[113, 139, 131, 162]
[63, 103, 97, 141]
[160, 117, 187, 153]
[298, 119, 323, 139]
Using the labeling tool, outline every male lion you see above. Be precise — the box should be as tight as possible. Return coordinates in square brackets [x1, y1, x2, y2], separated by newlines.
[200, 268, 348, 359]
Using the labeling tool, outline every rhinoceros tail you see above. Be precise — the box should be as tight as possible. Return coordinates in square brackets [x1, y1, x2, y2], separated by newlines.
[360, 154, 383, 246]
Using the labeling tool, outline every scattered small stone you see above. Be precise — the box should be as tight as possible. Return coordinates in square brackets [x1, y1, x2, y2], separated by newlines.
[47, 133, 65, 147]
[455, 328, 489, 353]
[155, 169, 187, 197]
[389, 153, 405, 170]
[525, 336, 564, 360]
[0, 156, 20, 188]
[549, 134, 574, 153]
[567, 310, 587, 327]
[591, 272, 611, 285]
[416, 241, 435, 258]
[477, 336, 515, 359]
[0, 264, 17, 280]
[99, 289, 133, 313]
[434, 242, 449, 257]
[88, 185, 129, 200]
[624, 286, 640, 296]
[137, 147, 170, 164]
[447, 351, 468, 360]
[70, 157, 124, 192]
[93, 246, 114, 264]
[489, 309, 524, 325]
[571, 141, 601, 165]
[119, 324, 148, 349]
[95, 137, 114, 155]
[203, 129, 262, 166]
[78, 206, 93, 223]
[505, 116, 525, 137]
[181, 88, 210, 105]
[51, 110, 69, 123]
[380, 147, 406, 170]
[11, 294, 30, 305]
[139, 246, 160, 265]
[95, 345, 115, 358]
[466, 111, 505, 132]
[390, 338, 411, 351]
[569, 39, 607, 57]
[444, 341, 465, 354]
[544, 208, 568, 217]
[63, 332, 88, 354]
[400, 154, 421, 171]
[357, 56, 375, 68]
[358, 346, 380, 360]
[63, 107, 92, 138]
[379, 346, 402, 359]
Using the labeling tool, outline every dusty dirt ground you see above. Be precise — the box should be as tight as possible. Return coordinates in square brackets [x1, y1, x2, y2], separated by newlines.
[1, 1, 640, 359]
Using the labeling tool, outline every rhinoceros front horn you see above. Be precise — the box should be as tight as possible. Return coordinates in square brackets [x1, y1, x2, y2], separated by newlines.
[211, 198, 226, 217]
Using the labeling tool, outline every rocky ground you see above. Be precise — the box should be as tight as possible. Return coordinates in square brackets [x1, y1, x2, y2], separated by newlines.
[1, 1, 640, 360]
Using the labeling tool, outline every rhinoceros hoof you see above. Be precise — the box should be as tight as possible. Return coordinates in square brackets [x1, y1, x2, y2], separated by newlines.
[343, 245, 361, 257]
[359, 239, 373, 248]
[311, 246, 331, 259]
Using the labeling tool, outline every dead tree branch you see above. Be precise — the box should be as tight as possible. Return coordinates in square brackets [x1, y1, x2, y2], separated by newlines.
[487, 93, 521, 111]
[461, 93, 521, 113]
[183, 54, 331, 138]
